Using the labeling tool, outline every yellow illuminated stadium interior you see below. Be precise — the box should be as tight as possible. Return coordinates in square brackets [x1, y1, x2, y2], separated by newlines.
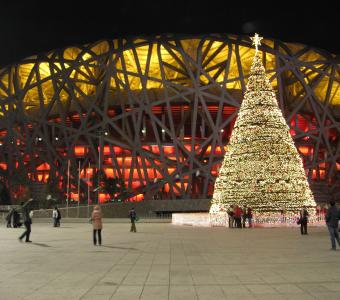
[0, 35, 339, 118]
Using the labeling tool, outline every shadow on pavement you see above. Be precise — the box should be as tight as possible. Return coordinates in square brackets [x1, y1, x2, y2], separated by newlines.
[31, 242, 51, 247]
[42, 239, 76, 242]
[101, 245, 138, 251]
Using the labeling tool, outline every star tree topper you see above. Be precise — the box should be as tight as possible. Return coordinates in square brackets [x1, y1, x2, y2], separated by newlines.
[250, 33, 263, 52]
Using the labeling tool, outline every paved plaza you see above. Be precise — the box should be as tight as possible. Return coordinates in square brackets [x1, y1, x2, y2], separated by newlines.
[1, 222, 340, 300]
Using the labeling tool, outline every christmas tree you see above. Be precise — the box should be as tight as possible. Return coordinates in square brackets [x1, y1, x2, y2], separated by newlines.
[210, 34, 316, 214]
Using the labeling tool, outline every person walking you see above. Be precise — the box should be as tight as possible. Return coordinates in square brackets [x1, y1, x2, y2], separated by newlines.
[227, 205, 234, 228]
[234, 205, 242, 228]
[13, 209, 21, 227]
[6, 208, 14, 228]
[52, 207, 58, 227]
[18, 198, 34, 243]
[247, 207, 253, 228]
[129, 207, 137, 232]
[300, 206, 309, 235]
[325, 200, 340, 250]
[56, 207, 61, 227]
[91, 205, 103, 246]
[242, 206, 248, 228]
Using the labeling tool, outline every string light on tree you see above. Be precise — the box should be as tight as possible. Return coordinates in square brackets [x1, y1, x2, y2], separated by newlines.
[210, 33, 316, 216]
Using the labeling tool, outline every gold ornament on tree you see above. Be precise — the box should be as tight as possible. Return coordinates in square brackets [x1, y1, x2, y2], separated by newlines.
[210, 33, 316, 214]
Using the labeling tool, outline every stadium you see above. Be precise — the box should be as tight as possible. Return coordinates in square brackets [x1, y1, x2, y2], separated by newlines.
[0, 34, 339, 205]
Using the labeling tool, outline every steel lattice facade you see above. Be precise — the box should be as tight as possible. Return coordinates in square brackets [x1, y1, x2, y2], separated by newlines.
[0, 34, 339, 204]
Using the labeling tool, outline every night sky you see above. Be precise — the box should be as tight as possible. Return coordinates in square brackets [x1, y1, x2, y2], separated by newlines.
[1, 1, 339, 67]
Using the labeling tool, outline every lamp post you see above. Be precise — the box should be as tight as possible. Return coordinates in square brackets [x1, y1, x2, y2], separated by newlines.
[77, 160, 81, 218]
[95, 129, 107, 205]
[87, 161, 91, 218]
[66, 159, 70, 218]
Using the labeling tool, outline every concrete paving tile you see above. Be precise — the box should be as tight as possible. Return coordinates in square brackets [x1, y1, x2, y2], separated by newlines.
[25, 289, 87, 300]
[81, 295, 112, 300]
[320, 282, 340, 292]
[170, 266, 194, 285]
[169, 285, 197, 300]
[246, 284, 277, 294]
[213, 275, 241, 284]
[121, 264, 151, 285]
[121, 273, 149, 285]
[24, 294, 70, 300]
[221, 285, 252, 295]
[195, 285, 227, 300]
[297, 283, 331, 293]
[83, 284, 117, 296]
[259, 275, 287, 284]
[0, 288, 26, 300]
[153, 254, 171, 264]
[312, 293, 340, 300]
[225, 296, 259, 300]
[140, 285, 169, 300]
[237, 275, 265, 284]
[276, 296, 316, 300]
[110, 285, 143, 300]
[146, 265, 170, 285]
[273, 283, 305, 294]
[253, 295, 287, 300]
[1, 224, 340, 300]
[191, 269, 216, 285]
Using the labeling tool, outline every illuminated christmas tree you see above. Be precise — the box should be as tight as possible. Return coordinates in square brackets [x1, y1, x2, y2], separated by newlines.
[210, 34, 316, 214]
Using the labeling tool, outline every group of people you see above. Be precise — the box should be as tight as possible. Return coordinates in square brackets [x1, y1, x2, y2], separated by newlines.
[227, 205, 253, 228]
[8, 199, 139, 246]
[298, 204, 340, 250]
[6, 198, 340, 250]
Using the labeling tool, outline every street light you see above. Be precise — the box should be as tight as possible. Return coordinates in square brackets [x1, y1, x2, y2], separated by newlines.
[86, 166, 91, 217]
[95, 129, 106, 204]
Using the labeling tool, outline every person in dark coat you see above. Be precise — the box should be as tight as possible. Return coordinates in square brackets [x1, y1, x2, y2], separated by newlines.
[129, 208, 137, 232]
[18, 198, 34, 242]
[242, 206, 248, 228]
[6, 208, 14, 227]
[247, 207, 253, 228]
[13, 209, 21, 227]
[227, 206, 234, 228]
[56, 207, 61, 227]
[299, 206, 309, 235]
[325, 200, 340, 250]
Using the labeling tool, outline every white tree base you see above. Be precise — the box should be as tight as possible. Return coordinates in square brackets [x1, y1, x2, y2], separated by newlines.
[172, 213, 325, 227]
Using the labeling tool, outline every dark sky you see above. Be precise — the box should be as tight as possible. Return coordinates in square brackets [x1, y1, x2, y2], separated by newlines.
[1, 1, 339, 67]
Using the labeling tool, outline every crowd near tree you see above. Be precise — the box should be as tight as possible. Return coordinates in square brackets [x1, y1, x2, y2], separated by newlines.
[227, 205, 253, 228]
